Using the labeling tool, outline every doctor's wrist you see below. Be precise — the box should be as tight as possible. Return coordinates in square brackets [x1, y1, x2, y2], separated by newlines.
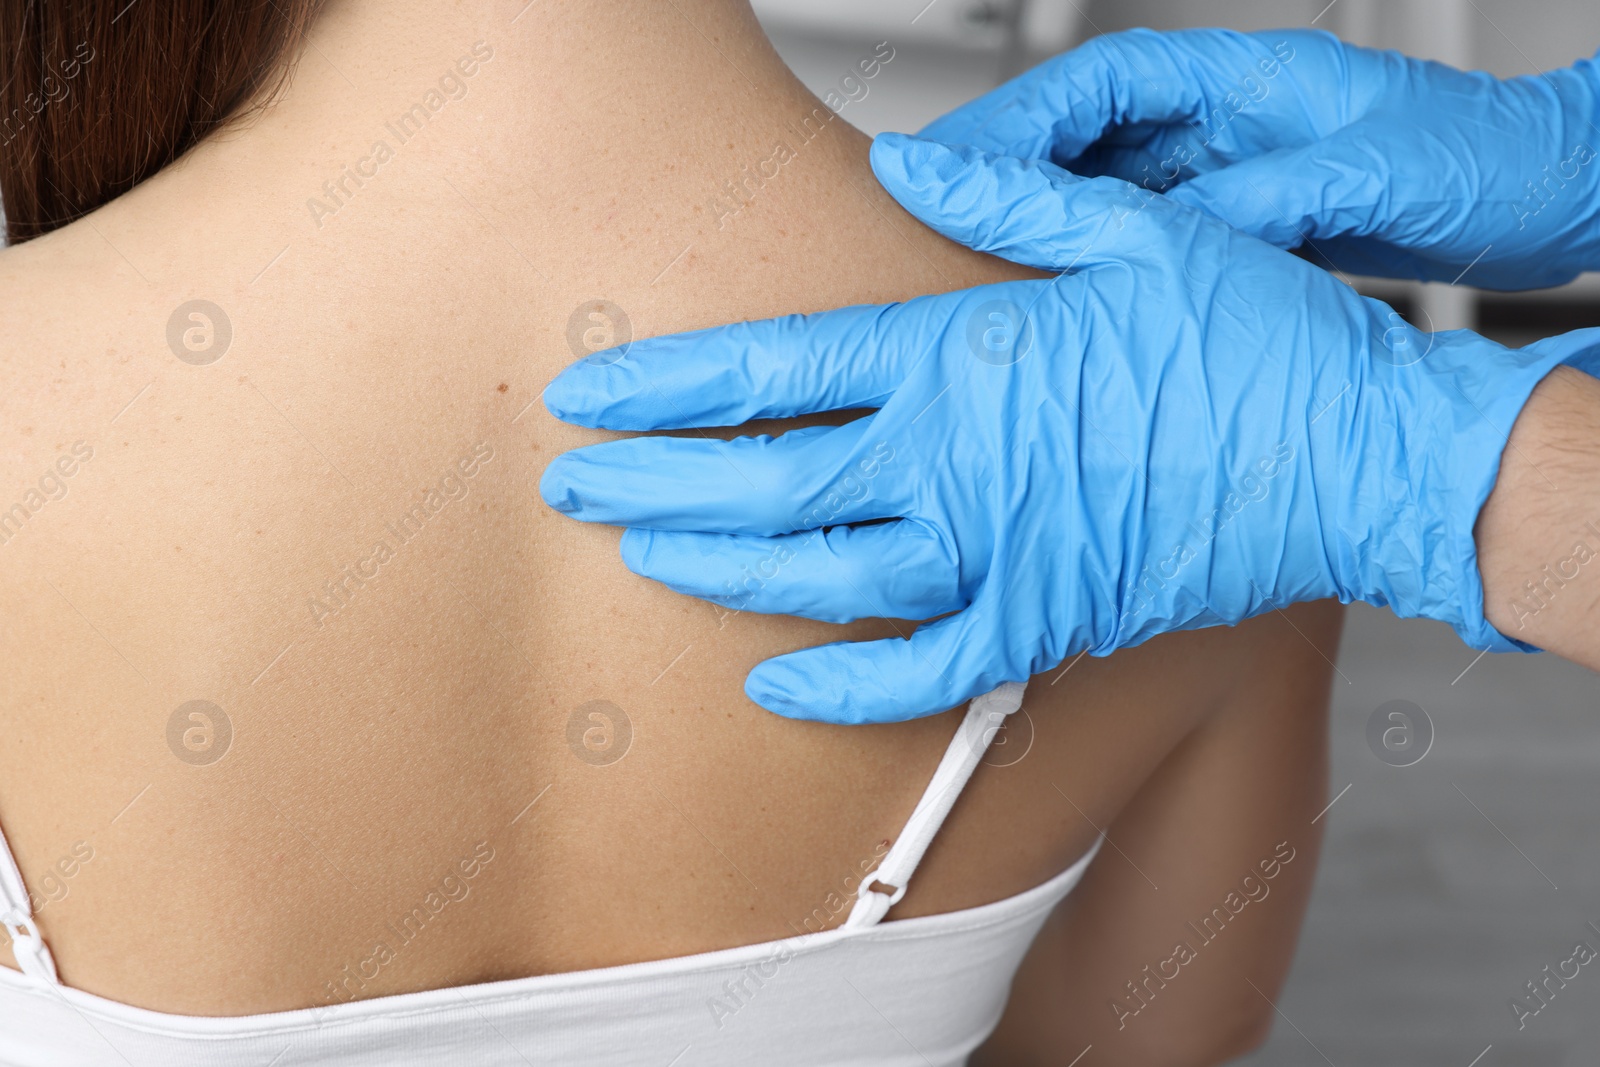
[1476, 363, 1600, 669]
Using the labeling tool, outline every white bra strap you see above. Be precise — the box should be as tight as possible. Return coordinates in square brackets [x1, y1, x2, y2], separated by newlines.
[844, 681, 1026, 929]
[0, 819, 59, 983]
[0, 685, 1020, 965]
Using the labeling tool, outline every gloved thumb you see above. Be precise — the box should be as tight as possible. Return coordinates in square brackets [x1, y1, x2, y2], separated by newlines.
[870, 132, 1153, 273]
[1166, 133, 1391, 250]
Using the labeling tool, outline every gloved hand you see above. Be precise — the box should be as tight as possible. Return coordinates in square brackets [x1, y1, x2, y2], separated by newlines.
[924, 28, 1600, 290]
[540, 134, 1600, 724]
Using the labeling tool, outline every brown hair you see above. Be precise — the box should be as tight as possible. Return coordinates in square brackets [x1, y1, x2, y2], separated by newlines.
[0, 0, 324, 244]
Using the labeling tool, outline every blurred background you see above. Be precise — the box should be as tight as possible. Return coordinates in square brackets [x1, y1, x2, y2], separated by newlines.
[750, 2, 1600, 1064]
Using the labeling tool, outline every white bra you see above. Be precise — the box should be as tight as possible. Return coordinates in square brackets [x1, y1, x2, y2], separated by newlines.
[0, 683, 1100, 1066]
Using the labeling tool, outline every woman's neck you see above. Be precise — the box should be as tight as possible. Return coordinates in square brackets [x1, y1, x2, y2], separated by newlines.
[13, 0, 802, 306]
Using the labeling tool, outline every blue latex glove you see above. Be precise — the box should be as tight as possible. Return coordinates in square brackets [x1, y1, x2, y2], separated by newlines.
[924, 28, 1600, 290]
[540, 135, 1600, 724]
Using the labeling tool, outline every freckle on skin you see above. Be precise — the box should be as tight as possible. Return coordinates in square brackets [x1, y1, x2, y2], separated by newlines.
[497, 382, 508, 392]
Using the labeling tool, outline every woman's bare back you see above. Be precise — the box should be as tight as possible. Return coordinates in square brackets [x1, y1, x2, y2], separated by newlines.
[0, 2, 1339, 1057]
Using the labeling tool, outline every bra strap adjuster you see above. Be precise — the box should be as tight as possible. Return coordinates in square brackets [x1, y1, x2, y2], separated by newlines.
[3, 910, 60, 983]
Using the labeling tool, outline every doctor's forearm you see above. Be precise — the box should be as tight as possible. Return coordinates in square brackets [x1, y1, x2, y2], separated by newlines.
[1477, 364, 1600, 670]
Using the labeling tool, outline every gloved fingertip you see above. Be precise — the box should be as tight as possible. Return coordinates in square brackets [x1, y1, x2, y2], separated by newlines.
[745, 659, 853, 722]
[870, 134, 969, 200]
[871, 130, 919, 152]
[1165, 177, 1250, 224]
[1161, 181, 1207, 210]
[744, 664, 810, 719]
[537, 457, 583, 516]
[541, 371, 600, 427]
[1166, 160, 1319, 250]
[618, 527, 654, 574]
[749, 655, 901, 725]
[868, 133, 915, 193]
[540, 380, 573, 421]
[543, 343, 643, 426]
[1166, 179, 1273, 245]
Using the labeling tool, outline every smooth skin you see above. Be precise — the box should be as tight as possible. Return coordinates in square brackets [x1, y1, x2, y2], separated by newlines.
[0, 1, 1332, 1061]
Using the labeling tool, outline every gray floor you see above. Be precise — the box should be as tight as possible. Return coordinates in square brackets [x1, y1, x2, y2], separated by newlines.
[1232, 604, 1600, 1067]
